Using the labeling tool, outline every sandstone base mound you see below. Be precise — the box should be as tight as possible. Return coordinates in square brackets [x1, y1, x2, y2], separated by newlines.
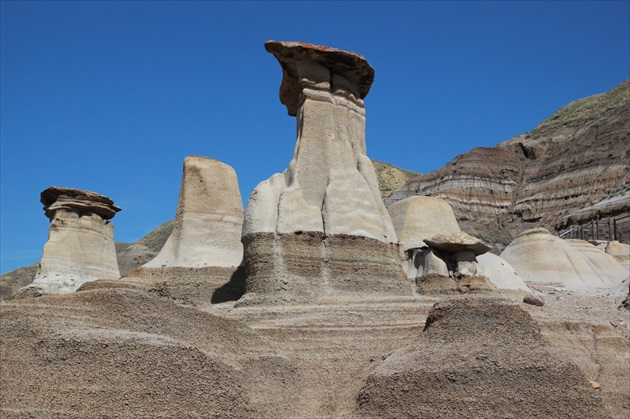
[356, 297, 605, 418]
[239, 232, 411, 306]
[0, 289, 292, 418]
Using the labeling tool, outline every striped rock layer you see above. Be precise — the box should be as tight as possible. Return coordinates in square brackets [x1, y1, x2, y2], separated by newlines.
[386, 80, 630, 249]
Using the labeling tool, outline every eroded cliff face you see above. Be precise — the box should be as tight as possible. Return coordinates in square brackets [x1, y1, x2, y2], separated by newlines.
[387, 80, 630, 250]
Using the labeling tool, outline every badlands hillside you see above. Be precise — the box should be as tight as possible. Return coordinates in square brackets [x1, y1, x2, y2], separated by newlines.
[387, 80, 630, 251]
[1, 42, 629, 418]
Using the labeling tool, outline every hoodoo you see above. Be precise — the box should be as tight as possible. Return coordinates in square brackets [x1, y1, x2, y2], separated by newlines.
[129, 156, 246, 305]
[240, 41, 410, 305]
[18, 187, 121, 295]
[143, 156, 244, 269]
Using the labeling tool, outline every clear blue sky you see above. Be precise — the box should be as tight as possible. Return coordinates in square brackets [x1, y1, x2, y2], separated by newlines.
[1, 1, 628, 274]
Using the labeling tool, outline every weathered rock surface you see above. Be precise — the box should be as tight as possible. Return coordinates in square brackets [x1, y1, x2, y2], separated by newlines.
[0, 290, 269, 417]
[387, 196, 461, 251]
[2, 280, 627, 417]
[388, 195, 527, 295]
[476, 252, 531, 293]
[40, 186, 121, 220]
[356, 297, 605, 418]
[241, 41, 410, 305]
[387, 80, 630, 250]
[143, 156, 243, 268]
[425, 231, 492, 255]
[17, 187, 121, 295]
[605, 240, 630, 270]
[120, 157, 246, 306]
[265, 40, 375, 117]
[501, 228, 628, 291]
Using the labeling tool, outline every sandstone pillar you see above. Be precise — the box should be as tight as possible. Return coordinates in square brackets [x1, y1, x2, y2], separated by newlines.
[240, 41, 411, 305]
[130, 156, 246, 305]
[143, 156, 244, 269]
[20, 187, 121, 295]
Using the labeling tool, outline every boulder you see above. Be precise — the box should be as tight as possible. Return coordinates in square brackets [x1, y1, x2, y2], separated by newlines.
[500, 228, 627, 291]
[264, 40, 374, 117]
[425, 231, 492, 256]
[387, 196, 461, 250]
[476, 253, 531, 293]
[240, 41, 410, 305]
[17, 187, 121, 295]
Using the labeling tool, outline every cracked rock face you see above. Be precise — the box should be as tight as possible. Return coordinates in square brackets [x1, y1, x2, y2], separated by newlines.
[20, 187, 121, 295]
[143, 156, 244, 269]
[240, 42, 409, 305]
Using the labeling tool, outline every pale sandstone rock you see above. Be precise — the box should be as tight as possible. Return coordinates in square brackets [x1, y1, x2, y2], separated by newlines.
[476, 253, 531, 293]
[19, 187, 121, 295]
[243, 42, 396, 242]
[566, 240, 629, 286]
[453, 250, 478, 278]
[240, 41, 409, 305]
[425, 231, 492, 256]
[388, 195, 503, 294]
[500, 228, 628, 291]
[387, 196, 461, 250]
[422, 248, 450, 277]
[605, 240, 630, 270]
[144, 156, 243, 268]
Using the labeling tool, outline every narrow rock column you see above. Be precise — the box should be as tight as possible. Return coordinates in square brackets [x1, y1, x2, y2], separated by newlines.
[21, 187, 121, 295]
[240, 41, 410, 306]
[143, 156, 244, 268]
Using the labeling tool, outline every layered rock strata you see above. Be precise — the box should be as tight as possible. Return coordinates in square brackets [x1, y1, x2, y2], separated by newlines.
[130, 157, 245, 304]
[240, 41, 410, 305]
[356, 297, 605, 417]
[18, 187, 121, 295]
[386, 80, 630, 249]
[500, 228, 628, 291]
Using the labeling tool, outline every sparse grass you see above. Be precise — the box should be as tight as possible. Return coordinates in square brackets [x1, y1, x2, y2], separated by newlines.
[530, 80, 629, 138]
[372, 160, 420, 198]
[135, 220, 175, 252]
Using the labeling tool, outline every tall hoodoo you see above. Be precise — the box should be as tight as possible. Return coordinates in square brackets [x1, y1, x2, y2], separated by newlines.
[240, 41, 410, 305]
[144, 156, 244, 268]
[21, 186, 121, 295]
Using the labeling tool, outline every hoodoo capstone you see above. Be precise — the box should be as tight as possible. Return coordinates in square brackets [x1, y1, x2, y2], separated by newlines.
[18, 187, 121, 295]
[240, 41, 410, 305]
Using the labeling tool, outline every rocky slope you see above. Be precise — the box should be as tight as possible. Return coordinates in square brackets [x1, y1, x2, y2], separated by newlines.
[2, 285, 628, 417]
[387, 80, 630, 251]
[372, 161, 420, 199]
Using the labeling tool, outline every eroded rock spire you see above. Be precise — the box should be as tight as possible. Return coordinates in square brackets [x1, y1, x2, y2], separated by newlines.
[240, 41, 410, 305]
[19, 187, 121, 295]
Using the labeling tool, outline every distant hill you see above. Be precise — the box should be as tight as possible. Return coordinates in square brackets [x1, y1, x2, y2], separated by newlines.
[387, 80, 630, 251]
[372, 161, 420, 199]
